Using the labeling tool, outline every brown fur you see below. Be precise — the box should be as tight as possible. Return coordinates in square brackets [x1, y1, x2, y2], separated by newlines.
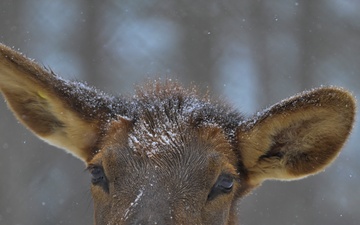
[0, 43, 356, 224]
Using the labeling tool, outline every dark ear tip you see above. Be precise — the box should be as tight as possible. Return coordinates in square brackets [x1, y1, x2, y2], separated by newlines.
[278, 86, 356, 118]
[315, 86, 354, 98]
[242, 86, 356, 131]
[309, 86, 356, 119]
[306, 86, 355, 105]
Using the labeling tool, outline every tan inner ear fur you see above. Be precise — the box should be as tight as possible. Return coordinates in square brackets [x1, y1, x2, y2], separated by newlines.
[0, 44, 101, 161]
[2, 81, 100, 160]
[238, 88, 355, 185]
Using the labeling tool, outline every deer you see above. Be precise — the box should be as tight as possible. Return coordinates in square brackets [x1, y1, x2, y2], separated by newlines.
[0, 43, 356, 225]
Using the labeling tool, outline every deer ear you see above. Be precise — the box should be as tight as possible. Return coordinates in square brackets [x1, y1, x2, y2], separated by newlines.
[0, 44, 116, 162]
[237, 87, 356, 185]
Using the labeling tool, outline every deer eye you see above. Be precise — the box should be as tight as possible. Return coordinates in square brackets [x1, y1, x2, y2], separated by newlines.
[207, 174, 234, 201]
[88, 165, 109, 193]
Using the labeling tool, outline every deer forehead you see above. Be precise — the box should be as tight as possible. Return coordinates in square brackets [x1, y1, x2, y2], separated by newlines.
[97, 113, 239, 177]
[91, 90, 240, 167]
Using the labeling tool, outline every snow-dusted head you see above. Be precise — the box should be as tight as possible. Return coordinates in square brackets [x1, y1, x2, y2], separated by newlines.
[0, 43, 356, 225]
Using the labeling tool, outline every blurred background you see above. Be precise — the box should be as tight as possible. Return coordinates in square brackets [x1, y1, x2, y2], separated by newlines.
[0, 0, 359, 224]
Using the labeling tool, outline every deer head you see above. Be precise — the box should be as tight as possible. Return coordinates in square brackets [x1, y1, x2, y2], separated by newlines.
[0, 43, 356, 224]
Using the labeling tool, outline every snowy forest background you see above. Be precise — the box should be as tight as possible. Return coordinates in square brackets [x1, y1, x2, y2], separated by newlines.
[0, 1, 359, 224]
